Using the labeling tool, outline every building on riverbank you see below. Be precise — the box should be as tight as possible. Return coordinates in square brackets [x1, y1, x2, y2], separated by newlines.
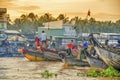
[38, 20, 77, 40]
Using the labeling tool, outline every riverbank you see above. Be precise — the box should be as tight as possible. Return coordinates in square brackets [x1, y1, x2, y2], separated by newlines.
[0, 57, 119, 80]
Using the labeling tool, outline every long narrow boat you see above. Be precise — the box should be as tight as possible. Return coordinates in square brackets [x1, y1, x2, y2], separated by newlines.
[64, 56, 90, 67]
[37, 46, 66, 61]
[97, 37, 120, 70]
[89, 33, 120, 70]
[85, 48, 108, 69]
[94, 46, 120, 70]
[18, 48, 66, 61]
[18, 49, 45, 61]
[44, 51, 66, 61]
[64, 45, 108, 69]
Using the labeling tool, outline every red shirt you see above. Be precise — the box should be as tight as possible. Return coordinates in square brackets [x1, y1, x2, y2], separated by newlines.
[67, 43, 73, 49]
[35, 37, 41, 46]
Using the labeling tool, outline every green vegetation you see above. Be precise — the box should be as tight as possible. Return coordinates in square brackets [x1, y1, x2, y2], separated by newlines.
[41, 70, 57, 78]
[7, 12, 120, 34]
[87, 66, 120, 77]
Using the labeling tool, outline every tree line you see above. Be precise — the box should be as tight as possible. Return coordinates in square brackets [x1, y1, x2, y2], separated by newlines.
[8, 12, 120, 34]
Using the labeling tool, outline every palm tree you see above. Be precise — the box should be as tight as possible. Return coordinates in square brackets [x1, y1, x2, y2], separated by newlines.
[28, 13, 36, 21]
[39, 13, 55, 22]
[57, 14, 65, 20]
[57, 14, 69, 23]
[14, 18, 22, 29]
[28, 13, 39, 31]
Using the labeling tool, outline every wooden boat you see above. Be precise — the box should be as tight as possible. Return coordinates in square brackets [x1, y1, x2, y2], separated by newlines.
[21, 36, 78, 61]
[89, 34, 120, 70]
[94, 46, 120, 70]
[43, 51, 64, 61]
[63, 46, 90, 67]
[18, 49, 45, 61]
[64, 45, 108, 69]
[85, 47, 108, 69]
[38, 47, 66, 61]
[64, 56, 89, 67]
[18, 47, 66, 61]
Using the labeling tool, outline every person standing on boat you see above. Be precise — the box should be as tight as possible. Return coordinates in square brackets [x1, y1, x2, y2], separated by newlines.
[83, 38, 89, 49]
[41, 31, 47, 48]
[89, 33, 97, 46]
[35, 36, 41, 49]
[80, 38, 89, 60]
[35, 36, 40, 46]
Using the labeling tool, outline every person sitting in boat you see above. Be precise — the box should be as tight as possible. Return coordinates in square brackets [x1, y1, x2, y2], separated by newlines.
[67, 40, 76, 56]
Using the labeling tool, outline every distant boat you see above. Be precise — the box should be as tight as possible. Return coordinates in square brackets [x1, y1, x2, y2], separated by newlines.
[0, 33, 7, 41]
[0, 41, 25, 57]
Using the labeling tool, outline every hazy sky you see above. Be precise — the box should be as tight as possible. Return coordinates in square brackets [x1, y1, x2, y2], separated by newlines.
[0, 0, 120, 21]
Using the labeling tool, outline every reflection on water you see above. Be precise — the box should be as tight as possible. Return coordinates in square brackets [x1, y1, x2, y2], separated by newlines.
[0, 57, 117, 80]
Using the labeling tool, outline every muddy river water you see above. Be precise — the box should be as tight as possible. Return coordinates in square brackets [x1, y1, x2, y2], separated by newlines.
[0, 57, 119, 80]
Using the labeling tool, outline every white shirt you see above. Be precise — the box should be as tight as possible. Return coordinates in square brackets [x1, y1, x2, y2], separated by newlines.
[41, 33, 47, 41]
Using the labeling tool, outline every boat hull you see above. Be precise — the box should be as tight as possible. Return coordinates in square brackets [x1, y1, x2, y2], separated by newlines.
[44, 52, 61, 61]
[86, 46, 108, 69]
[64, 57, 89, 67]
[86, 56, 108, 69]
[19, 48, 65, 61]
[22, 49, 45, 61]
[38, 47, 66, 61]
[95, 46, 120, 70]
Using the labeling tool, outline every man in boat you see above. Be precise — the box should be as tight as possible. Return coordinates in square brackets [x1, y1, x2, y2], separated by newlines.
[67, 40, 75, 56]
[89, 33, 97, 46]
[80, 38, 89, 60]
